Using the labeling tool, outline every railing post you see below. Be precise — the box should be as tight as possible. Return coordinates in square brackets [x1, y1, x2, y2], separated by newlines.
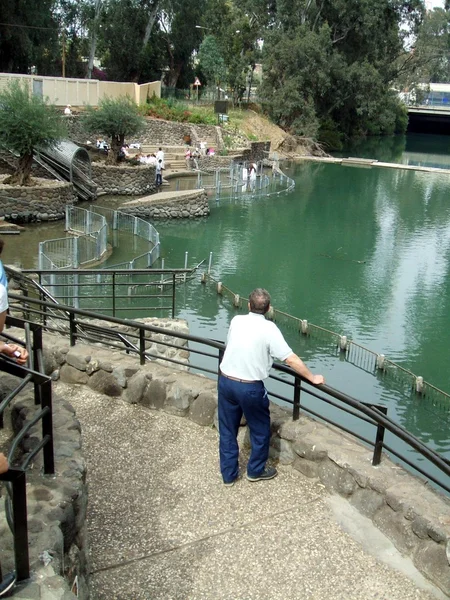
[139, 329, 146, 366]
[218, 347, 224, 377]
[12, 470, 30, 581]
[372, 405, 388, 466]
[293, 374, 301, 421]
[112, 272, 116, 317]
[41, 380, 55, 475]
[172, 274, 176, 318]
[69, 312, 76, 346]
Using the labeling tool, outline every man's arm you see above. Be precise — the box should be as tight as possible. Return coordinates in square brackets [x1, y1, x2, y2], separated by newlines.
[0, 342, 28, 365]
[284, 353, 325, 386]
[0, 452, 8, 474]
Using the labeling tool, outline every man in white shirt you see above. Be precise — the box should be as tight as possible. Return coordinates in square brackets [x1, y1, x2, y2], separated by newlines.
[218, 288, 324, 486]
[156, 147, 165, 169]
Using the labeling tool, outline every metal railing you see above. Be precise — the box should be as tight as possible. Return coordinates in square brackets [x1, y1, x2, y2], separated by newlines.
[90, 205, 160, 269]
[8, 266, 193, 319]
[38, 207, 108, 272]
[0, 316, 55, 584]
[206, 275, 450, 412]
[6, 290, 450, 495]
[191, 162, 295, 200]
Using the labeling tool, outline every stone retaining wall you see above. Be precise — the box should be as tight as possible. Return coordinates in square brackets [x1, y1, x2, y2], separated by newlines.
[120, 190, 209, 219]
[0, 176, 75, 223]
[0, 374, 87, 600]
[91, 163, 157, 195]
[66, 116, 221, 150]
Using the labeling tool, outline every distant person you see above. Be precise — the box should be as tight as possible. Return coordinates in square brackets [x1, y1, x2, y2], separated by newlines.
[155, 159, 164, 186]
[249, 164, 257, 191]
[185, 148, 192, 169]
[218, 288, 324, 486]
[119, 145, 130, 161]
[156, 147, 165, 169]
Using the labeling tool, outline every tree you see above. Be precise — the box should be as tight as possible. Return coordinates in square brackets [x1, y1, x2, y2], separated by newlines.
[81, 96, 146, 164]
[0, 80, 66, 186]
[0, 0, 61, 76]
[259, 0, 424, 143]
[197, 35, 226, 97]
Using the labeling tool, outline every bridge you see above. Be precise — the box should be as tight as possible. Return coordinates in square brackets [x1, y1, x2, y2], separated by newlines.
[406, 83, 450, 133]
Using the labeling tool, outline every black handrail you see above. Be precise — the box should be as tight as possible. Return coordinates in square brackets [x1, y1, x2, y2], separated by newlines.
[0, 318, 55, 584]
[7, 290, 450, 494]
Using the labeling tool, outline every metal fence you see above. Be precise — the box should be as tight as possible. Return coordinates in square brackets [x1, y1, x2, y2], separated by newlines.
[191, 161, 295, 201]
[204, 274, 450, 411]
[88, 205, 160, 269]
[38, 207, 108, 272]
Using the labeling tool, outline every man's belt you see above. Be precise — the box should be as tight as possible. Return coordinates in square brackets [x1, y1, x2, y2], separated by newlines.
[220, 372, 259, 384]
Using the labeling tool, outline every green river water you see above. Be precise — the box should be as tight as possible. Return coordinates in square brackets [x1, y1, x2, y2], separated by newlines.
[4, 133, 450, 484]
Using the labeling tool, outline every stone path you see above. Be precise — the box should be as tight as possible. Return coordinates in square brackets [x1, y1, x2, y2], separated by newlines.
[57, 382, 447, 600]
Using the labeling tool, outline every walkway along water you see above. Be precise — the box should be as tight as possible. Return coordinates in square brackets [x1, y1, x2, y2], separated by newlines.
[1, 309, 449, 599]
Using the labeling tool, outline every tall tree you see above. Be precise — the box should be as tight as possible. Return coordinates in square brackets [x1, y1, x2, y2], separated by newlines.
[259, 0, 424, 142]
[0, 0, 61, 75]
[197, 35, 226, 97]
[81, 96, 146, 163]
[0, 81, 66, 185]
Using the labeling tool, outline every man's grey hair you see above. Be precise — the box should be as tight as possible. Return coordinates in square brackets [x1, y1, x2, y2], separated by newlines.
[249, 288, 271, 315]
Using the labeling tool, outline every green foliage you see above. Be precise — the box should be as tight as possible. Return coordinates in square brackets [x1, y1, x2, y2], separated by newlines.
[141, 97, 217, 125]
[260, 1, 417, 140]
[197, 35, 227, 93]
[81, 96, 145, 163]
[0, 80, 66, 185]
[82, 96, 145, 140]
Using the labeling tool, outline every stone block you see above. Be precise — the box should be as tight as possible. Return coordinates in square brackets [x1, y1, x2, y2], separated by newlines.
[124, 371, 147, 404]
[88, 370, 122, 397]
[58, 365, 89, 385]
[189, 391, 216, 426]
[65, 348, 92, 371]
[293, 438, 328, 462]
[292, 456, 319, 479]
[317, 458, 357, 497]
[142, 378, 166, 410]
[270, 437, 295, 464]
[413, 540, 450, 595]
[373, 504, 417, 554]
[349, 486, 385, 518]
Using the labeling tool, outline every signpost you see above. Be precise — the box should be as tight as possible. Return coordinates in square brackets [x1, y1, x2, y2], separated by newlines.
[193, 77, 201, 103]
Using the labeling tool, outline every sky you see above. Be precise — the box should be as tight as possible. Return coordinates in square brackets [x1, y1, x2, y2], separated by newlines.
[428, 0, 444, 7]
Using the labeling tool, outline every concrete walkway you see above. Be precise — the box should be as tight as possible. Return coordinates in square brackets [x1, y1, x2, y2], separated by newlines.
[57, 382, 447, 600]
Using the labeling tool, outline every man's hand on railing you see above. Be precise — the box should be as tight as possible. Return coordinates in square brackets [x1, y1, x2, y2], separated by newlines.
[0, 343, 28, 365]
[0, 452, 8, 474]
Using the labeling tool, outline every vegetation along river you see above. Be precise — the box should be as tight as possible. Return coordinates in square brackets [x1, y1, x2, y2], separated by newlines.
[5, 133, 450, 486]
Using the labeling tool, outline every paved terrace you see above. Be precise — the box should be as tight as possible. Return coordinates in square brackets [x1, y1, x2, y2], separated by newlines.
[56, 382, 447, 600]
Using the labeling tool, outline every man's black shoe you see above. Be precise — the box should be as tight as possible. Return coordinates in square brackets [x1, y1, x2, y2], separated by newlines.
[247, 466, 278, 482]
[0, 572, 16, 597]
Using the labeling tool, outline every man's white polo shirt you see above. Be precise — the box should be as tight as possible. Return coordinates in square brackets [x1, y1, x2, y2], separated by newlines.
[0, 284, 7, 313]
[220, 312, 292, 381]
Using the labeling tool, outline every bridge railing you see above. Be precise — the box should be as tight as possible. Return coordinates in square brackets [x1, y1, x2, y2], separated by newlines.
[6, 290, 450, 495]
